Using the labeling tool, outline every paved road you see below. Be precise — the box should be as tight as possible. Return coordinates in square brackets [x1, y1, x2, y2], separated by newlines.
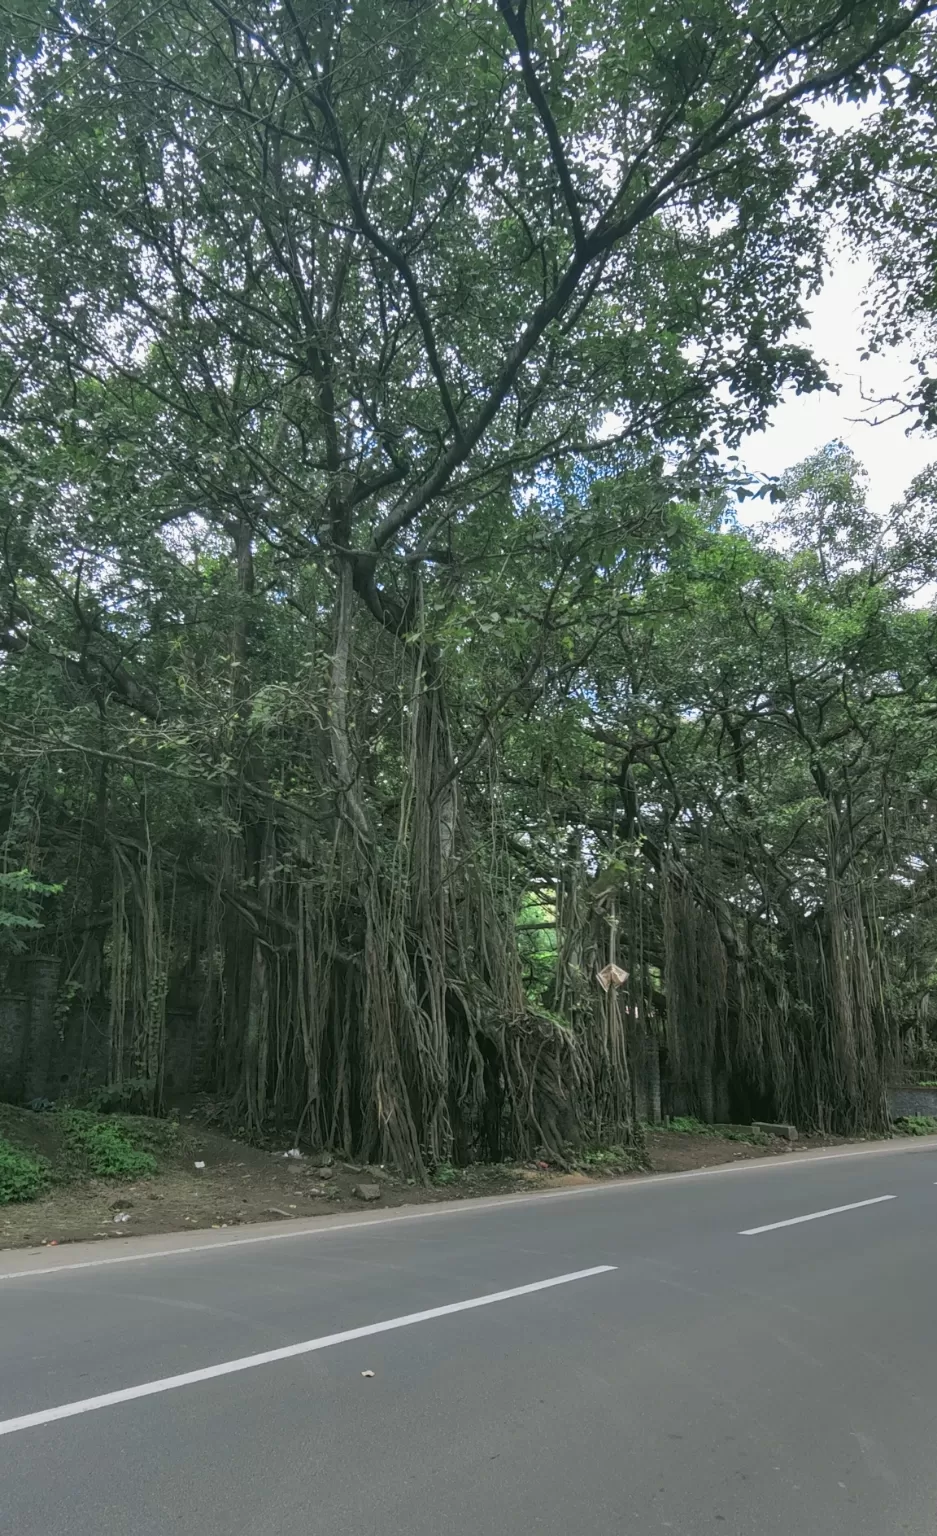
[2, 1140, 936, 1536]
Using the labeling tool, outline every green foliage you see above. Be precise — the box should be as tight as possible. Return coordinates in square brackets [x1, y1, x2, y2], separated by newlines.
[0, 0, 934, 1167]
[826, 23, 937, 433]
[667, 1118, 768, 1144]
[83, 1079, 158, 1116]
[118, 1116, 182, 1158]
[62, 1112, 158, 1180]
[516, 892, 558, 1005]
[893, 1116, 937, 1137]
[0, 1139, 50, 1204]
[0, 869, 62, 951]
[430, 1162, 461, 1186]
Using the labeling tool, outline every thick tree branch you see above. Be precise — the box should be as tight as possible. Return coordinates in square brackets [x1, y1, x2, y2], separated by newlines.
[495, 0, 586, 252]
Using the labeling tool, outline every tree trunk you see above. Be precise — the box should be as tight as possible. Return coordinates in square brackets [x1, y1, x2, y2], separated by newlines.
[329, 559, 370, 841]
[646, 1033, 662, 1125]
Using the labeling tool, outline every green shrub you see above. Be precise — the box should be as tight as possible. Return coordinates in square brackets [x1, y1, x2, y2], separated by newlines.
[63, 1111, 158, 1179]
[431, 1162, 460, 1186]
[84, 1079, 156, 1115]
[0, 868, 62, 952]
[894, 1115, 937, 1137]
[0, 1139, 50, 1203]
[118, 1116, 182, 1155]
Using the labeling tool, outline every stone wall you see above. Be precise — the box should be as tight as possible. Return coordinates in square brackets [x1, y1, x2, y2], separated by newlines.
[888, 1086, 937, 1120]
[0, 961, 212, 1105]
[0, 957, 61, 1102]
[0, 991, 29, 1100]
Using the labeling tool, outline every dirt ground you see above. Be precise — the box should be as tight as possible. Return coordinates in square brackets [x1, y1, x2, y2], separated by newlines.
[642, 1127, 847, 1172]
[0, 1107, 853, 1252]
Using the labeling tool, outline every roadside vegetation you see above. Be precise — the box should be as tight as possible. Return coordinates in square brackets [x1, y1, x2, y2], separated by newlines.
[665, 1119, 774, 1146]
[893, 1116, 937, 1137]
[0, 1138, 50, 1206]
[0, 1101, 852, 1253]
[2, 0, 937, 1192]
[0, 1106, 176, 1204]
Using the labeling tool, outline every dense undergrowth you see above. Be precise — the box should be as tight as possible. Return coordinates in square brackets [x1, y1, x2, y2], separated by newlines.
[0, 1139, 50, 1204]
[0, 1105, 178, 1203]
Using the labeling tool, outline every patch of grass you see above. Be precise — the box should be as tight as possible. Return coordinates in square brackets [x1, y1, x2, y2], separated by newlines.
[428, 1160, 535, 1189]
[719, 1125, 771, 1144]
[0, 1138, 50, 1204]
[115, 1115, 183, 1157]
[576, 1145, 639, 1171]
[894, 1114, 937, 1137]
[666, 1117, 769, 1144]
[62, 1111, 158, 1179]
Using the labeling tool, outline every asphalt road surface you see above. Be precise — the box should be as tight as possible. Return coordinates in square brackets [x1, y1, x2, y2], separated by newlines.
[2, 1139, 936, 1536]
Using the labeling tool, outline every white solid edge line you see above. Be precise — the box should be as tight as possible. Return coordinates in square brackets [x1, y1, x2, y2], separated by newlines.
[0, 1265, 616, 1438]
[739, 1194, 897, 1236]
[2, 1136, 934, 1283]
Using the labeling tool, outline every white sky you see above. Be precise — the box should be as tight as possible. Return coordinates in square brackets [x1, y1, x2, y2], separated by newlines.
[738, 251, 935, 520]
[737, 93, 937, 520]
